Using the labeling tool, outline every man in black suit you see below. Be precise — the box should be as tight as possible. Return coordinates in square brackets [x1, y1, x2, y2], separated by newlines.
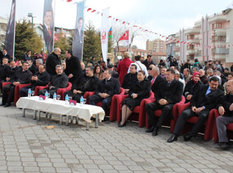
[46, 48, 61, 77]
[167, 76, 224, 143]
[64, 50, 82, 85]
[40, 65, 68, 97]
[66, 66, 99, 102]
[89, 69, 120, 114]
[146, 68, 183, 136]
[72, 17, 84, 60]
[122, 64, 138, 94]
[2, 61, 32, 107]
[43, 10, 54, 54]
[19, 64, 50, 97]
[216, 80, 233, 149]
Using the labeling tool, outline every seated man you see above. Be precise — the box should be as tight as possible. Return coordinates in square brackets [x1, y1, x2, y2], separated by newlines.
[216, 80, 233, 150]
[122, 64, 138, 94]
[146, 69, 183, 136]
[89, 69, 120, 114]
[66, 66, 99, 102]
[19, 64, 50, 97]
[167, 76, 224, 143]
[2, 61, 32, 107]
[39, 65, 68, 97]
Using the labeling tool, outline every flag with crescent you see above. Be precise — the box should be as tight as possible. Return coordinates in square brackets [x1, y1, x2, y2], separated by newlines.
[101, 8, 109, 62]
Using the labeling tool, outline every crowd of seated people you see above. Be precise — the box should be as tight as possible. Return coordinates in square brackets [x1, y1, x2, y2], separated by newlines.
[1, 47, 233, 150]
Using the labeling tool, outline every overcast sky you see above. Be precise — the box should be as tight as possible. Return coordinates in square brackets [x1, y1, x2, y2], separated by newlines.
[0, 0, 232, 49]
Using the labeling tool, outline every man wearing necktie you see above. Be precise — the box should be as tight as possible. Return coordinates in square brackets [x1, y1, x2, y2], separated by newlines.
[168, 76, 224, 143]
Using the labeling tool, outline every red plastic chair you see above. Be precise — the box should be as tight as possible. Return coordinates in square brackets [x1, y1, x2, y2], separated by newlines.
[116, 91, 154, 126]
[34, 82, 72, 100]
[2, 82, 31, 106]
[109, 88, 125, 121]
[57, 82, 72, 100]
[34, 84, 49, 96]
[174, 102, 216, 141]
[144, 96, 185, 132]
[212, 109, 233, 142]
[14, 83, 31, 105]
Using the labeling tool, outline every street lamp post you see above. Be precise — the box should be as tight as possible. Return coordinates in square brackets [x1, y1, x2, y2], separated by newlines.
[28, 13, 33, 29]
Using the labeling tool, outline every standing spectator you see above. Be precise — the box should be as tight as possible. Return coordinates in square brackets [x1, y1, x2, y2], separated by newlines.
[128, 55, 148, 78]
[94, 64, 104, 80]
[46, 48, 61, 77]
[2, 49, 10, 62]
[90, 56, 95, 66]
[24, 50, 32, 61]
[117, 52, 133, 85]
[122, 64, 138, 94]
[64, 50, 82, 85]
[143, 55, 155, 69]
[0, 58, 9, 93]
[108, 64, 118, 79]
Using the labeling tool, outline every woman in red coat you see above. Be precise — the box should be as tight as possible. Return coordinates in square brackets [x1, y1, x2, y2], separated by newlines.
[117, 52, 133, 86]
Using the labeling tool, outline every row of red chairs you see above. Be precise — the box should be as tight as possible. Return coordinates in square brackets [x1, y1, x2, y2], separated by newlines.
[3, 82, 232, 142]
[2, 82, 72, 106]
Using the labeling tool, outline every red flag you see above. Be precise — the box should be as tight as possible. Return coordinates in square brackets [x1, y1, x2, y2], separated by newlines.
[67, 0, 72, 2]
[119, 30, 129, 41]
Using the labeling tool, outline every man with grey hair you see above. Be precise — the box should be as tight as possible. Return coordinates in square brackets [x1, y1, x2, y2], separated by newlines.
[89, 69, 120, 116]
[216, 80, 233, 150]
[39, 64, 68, 97]
[46, 47, 61, 77]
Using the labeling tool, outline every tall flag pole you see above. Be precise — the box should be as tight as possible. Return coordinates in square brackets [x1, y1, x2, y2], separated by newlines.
[72, 0, 85, 61]
[5, 0, 16, 60]
[43, 0, 54, 54]
[101, 8, 109, 62]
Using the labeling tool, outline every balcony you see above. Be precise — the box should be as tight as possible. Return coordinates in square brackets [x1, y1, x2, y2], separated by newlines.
[185, 28, 200, 34]
[187, 38, 200, 44]
[214, 54, 226, 60]
[214, 28, 226, 36]
[209, 15, 227, 23]
[187, 49, 195, 55]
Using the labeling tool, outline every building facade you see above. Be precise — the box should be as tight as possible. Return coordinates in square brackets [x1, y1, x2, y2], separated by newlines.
[0, 17, 8, 48]
[169, 9, 233, 67]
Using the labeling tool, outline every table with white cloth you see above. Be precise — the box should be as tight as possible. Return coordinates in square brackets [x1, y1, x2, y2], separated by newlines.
[16, 96, 105, 130]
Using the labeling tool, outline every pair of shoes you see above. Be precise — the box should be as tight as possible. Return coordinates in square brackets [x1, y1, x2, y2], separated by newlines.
[145, 127, 154, 133]
[152, 127, 159, 136]
[4, 103, 11, 107]
[183, 133, 192, 141]
[167, 134, 178, 143]
[118, 122, 126, 127]
[219, 142, 231, 150]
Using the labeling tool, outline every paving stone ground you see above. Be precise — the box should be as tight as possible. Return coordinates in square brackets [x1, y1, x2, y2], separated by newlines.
[0, 101, 233, 173]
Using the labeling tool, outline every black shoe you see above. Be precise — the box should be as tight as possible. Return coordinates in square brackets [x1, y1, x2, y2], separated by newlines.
[219, 142, 231, 150]
[146, 127, 154, 133]
[4, 103, 11, 107]
[118, 122, 126, 128]
[183, 133, 192, 141]
[0, 103, 5, 106]
[152, 127, 159, 136]
[167, 134, 178, 143]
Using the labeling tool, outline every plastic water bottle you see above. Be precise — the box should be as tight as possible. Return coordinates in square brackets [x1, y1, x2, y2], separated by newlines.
[45, 91, 48, 99]
[65, 94, 69, 104]
[80, 96, 84, 104]
[28, 88, 31, 97]
[53, 92, 57, 100]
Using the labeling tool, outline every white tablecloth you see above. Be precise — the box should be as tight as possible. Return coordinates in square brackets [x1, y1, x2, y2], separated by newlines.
[16, 96, 105, 123]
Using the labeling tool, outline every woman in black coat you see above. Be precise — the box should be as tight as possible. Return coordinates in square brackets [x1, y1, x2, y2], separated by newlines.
[184, 71, 203, 103]
[118, 70, 151, 127]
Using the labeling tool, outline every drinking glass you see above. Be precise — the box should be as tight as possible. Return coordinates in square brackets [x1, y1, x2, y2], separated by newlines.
[83, 98, 86, 104]
[31, 90, 35, 96]
[56, 95, 61, 100]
